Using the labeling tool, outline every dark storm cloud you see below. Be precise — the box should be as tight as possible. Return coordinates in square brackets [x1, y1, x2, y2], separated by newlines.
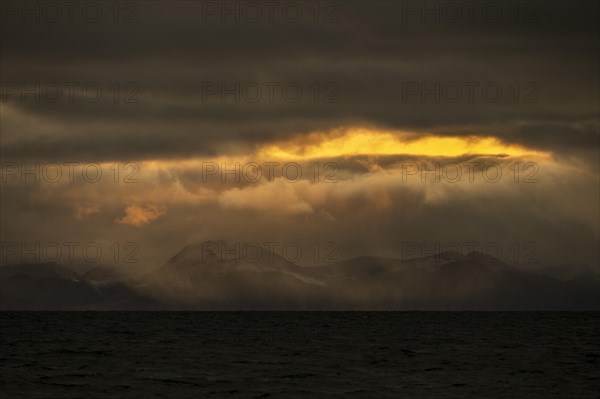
[1, 0, 598, 162]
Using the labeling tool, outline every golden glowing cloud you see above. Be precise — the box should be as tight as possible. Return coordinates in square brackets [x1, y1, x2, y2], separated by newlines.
[118, 128, 549, 179]
[257, 128, 548, 160]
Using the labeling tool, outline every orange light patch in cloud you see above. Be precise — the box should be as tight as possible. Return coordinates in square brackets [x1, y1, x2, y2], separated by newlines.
[116, 204, 167, 227]
[257, 128, 549, 160]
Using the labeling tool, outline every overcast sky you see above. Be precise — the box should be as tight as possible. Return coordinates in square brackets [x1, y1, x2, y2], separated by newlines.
[1, 1, 598, 268]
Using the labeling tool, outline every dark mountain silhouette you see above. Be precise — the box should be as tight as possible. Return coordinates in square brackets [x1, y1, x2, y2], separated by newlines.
[0, 263, 157, 310]
[315, 251, 599, 310]
[535, 263, 600, 286]
[82, 266, 161, 310]
[0, 263, 102, 310]
[1, 244, 598, 310]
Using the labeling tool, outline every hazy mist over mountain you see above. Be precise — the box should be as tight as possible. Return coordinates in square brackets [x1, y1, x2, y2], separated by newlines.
[2, 242, 598, 310]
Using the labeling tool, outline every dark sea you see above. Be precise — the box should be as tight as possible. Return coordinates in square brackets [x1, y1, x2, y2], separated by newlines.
[1, 312, 599, 398]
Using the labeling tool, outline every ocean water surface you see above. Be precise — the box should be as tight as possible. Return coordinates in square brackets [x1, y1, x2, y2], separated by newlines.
[1, 312, 599, 398]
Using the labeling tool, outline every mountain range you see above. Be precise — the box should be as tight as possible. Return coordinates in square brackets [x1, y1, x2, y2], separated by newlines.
[1, 242, 598, 310]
